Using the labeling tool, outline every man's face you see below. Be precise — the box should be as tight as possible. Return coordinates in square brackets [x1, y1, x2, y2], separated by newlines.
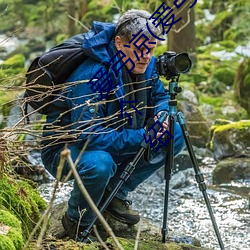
[115, 36, 157, 74]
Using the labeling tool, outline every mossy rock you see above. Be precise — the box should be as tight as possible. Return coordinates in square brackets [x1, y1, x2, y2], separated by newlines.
[199, 92, 249, 122]
[45, 202, 211, 250]
[209, 120, 250, 160]
[0, 175, 47, 239]
[0, 209, 24, 250]
[213, 157, 250, 184]
[107, 237, 210, 250]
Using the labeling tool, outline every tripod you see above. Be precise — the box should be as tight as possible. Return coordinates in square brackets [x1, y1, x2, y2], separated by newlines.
[161, 77, 225, 249]
[82, 77, 225, 250]
[81, 111, 168, 241]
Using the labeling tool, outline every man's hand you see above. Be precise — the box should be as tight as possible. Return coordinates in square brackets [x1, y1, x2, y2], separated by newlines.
[154, 111, 169, 139]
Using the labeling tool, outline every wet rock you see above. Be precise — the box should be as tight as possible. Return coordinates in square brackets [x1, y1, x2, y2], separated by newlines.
[170, 168, 193, 189]
[213, 157, 250, 184]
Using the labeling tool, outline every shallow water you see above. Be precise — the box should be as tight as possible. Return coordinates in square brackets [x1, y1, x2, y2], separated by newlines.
[38, 157, 250, 250]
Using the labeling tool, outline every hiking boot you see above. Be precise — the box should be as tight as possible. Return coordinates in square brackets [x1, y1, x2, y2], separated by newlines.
[61, 213, 97, 243]
[105, 196, 140, 225]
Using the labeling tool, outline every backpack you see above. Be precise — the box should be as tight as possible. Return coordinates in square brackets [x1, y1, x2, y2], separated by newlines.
[24, 34, 87, 115]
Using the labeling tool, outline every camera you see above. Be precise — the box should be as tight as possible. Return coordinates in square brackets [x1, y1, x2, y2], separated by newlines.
[156, 51, 192, 79]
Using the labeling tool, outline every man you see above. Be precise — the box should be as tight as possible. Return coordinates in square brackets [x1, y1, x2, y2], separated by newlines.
[41, 9, 185, 241]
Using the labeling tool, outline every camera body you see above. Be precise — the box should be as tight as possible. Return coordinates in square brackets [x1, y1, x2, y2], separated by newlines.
[156, 51, 192, 79]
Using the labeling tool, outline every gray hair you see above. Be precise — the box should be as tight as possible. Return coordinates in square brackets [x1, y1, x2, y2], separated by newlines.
[115, 9, 161, 42]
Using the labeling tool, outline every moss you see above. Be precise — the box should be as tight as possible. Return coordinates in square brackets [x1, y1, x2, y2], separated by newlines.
[0, 54, 26, 86]
[0, 235, 16, 250]
[218, 40, 237, 51]
[208, 10, 234, 42]
[209, 120, 250, 151]
[106, 237, 209, 250]
[213, 120, 250, 133]
[199, 91, 249, 122]
[1, 54, 25, 69]
[0, 175, 46, 239]
[199, 95, 224, 107]
[7, 228, 24, 249]
[0, 209, 21, 229]
[0, 209, 24, 249]
[213, 67, 235, 86]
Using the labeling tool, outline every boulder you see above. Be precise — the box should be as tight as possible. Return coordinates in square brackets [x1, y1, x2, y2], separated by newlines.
[179, 100, 211, 148]
[209, 120, 250, 160]
[43, 202, 211, 250]
[213, 157, 250, 184]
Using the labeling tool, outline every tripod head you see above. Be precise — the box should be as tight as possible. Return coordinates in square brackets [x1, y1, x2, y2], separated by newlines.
[168, 76, 182, 100]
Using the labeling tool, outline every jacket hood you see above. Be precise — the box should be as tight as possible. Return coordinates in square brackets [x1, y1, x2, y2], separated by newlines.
[82, 21, 116, 64]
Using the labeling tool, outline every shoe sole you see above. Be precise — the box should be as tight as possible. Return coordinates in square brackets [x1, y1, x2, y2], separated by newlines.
[105, 210, 140, 225]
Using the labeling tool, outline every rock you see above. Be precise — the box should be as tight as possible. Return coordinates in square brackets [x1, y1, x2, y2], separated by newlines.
[213, 157, 250, 184]
[221, 105, 237, 116]
[199, 103, 213, 117]
[181, 89, 198, 105]
[44, 202, 211, 250]
[214, 118, 232, 126]
[170, 169, 193, 189]
[209, 120, 250, 160]
[179, 100, 211, 148]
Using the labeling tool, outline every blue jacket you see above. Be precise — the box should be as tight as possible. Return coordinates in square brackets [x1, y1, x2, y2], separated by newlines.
[44, 21, 170, 156]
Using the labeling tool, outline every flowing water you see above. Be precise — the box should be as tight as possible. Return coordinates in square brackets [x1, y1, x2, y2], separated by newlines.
[38, 156, 250, 250]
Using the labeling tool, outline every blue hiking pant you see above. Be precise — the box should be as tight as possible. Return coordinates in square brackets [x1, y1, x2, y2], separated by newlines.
[41, 122, 185, 226]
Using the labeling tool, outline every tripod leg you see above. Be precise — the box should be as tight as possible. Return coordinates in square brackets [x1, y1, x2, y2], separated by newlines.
[81, 112, 169, 241]
[177, 112, 225, 250]
[162, 114, 175, 243]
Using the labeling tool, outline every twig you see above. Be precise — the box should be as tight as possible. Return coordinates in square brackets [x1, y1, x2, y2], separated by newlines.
[22, 154, 65, 249]
[134, 218, 142, 250]
[61, 148, 124, 250]
[68, 14, 90, 31]
[93, 225, 110, 250]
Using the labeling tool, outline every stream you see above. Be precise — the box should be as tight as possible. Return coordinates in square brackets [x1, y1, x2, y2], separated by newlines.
[38, 155, 250, 250]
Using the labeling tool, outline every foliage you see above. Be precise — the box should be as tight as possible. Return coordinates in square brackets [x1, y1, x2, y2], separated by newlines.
[234, 57, 250, 116]
[1, 54, 25, 68]
[213, 67, 235, 86]
[198, 0, 250, 46]
[0, 54, 26, 87]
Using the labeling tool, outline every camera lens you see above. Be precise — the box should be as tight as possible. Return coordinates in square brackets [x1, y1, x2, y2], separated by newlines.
[174, 53, 192, 73]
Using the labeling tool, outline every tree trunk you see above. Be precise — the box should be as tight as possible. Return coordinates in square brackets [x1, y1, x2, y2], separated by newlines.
[67, 0, 77, 36]
[167, 0, 196, 63]
[78, 0, 88, 20]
